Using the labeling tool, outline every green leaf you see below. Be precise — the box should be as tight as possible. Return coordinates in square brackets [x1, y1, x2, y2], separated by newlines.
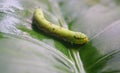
[0, 0, 120, 73]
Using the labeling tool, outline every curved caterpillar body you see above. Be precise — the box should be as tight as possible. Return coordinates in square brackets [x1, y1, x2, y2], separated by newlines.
[33, 8, 88, 44]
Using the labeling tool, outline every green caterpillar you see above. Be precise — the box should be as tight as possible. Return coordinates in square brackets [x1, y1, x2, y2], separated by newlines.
[33, 8, 88, 44]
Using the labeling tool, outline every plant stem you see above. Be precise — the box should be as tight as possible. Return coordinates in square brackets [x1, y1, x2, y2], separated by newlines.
[69, 49, 86, 73]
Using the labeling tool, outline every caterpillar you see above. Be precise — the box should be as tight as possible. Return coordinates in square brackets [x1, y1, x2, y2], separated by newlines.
[33, 8, 88, 44]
